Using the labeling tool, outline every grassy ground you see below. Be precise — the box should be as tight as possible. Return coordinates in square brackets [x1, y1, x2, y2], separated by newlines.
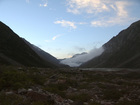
[0, 66, 140, 105]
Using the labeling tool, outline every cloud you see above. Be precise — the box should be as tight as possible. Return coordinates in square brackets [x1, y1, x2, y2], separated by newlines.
[54, 20, 87, 29]
[67, 0, 135, 27]
[45, 34, 63, 43]
[67, 0, 109, 14]
[39, 0, 47, 7]
[115, 1, 128, 17]
[25, 0, 48, 7]
[54, 20, 77, 29]
[52, 34, 62, 40]
[78, 22, 87, 25]
[91, 1, 131, 27]
[60, 47, 104, 67]
[91, 16, 130, 27]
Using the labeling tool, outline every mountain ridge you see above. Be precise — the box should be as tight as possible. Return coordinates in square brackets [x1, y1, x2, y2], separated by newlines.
[23, 39, 60, 66]
[0, 21, 58, 67]
[80, 20, 140, 68]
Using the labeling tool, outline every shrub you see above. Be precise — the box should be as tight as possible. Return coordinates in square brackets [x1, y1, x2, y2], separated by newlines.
[0, 92, 30, 105]
[103, 88, 123, 100]
[67, 93, 91, 102]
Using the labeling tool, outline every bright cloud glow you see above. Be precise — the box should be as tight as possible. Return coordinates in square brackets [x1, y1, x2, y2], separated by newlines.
[91, 1, 130, 27]
[67, 0, 109, 14]
[67, 0, 133, 27]
[54, 20, 77, 29]
[115, 1, 128, 17]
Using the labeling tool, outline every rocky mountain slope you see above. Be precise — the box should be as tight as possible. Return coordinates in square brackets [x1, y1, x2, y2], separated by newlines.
[80, 20, 140, 68]
[0, 21, 58, 67]
[23, 39, 65, 67]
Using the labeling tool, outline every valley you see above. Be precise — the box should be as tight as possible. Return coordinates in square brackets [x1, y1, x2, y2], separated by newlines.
[0, 11, 140, 105]
[0, 66, 140, 105]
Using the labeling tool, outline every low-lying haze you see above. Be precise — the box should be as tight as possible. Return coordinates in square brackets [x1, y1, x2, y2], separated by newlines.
[60, 47, 104, 67]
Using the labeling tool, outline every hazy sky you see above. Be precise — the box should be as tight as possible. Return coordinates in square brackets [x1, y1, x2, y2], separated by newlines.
[0, 0, 140, 58]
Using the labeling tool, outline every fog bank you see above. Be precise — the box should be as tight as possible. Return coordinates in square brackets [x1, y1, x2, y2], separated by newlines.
[60, 47, 104, 67]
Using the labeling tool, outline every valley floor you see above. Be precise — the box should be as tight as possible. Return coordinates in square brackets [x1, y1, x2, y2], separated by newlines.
[0, 66, 140, 105]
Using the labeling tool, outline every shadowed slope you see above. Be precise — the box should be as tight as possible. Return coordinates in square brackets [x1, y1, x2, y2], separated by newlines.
[80, 20, 140, 68]
[0, 21, 56, 67]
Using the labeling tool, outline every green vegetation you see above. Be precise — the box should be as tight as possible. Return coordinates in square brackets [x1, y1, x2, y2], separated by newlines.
[0, 92, 30, 105]
[67, 93, 91, 102]
[0, 66, 46, 90]
[116, 100, 140, 105]
[0, 66, 140, 105]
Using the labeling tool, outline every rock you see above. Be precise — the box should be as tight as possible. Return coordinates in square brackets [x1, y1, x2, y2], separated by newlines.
[49, 74, 58, 79]
[95, 95, 99, 100]
[67, 87, 77, 93]
[17, 67, 24, 70]
[67, 99, 74, 103]
[54, 95, 64, 102]
[90, 99, 94, 102]
[63, 99, 74, 104]
[100, 100, 112, 105]
[28, 88, 33, 92]
[26, 91, 54, 104]
[119, 97, 124, 101]
[47, 79, 57, 84]
[18, 88, 27, 94]
[5, 91, 14, 95]
[57, 79, 66, 84]
[84, 102, 88, 105]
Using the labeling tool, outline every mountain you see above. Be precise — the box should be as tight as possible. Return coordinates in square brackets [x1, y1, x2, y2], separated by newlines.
[60, 52, 88, 67]
[71, 52, 88, 58]
[60, 47, 104, 67]
[58, 53, 87, 63]
[23, 39, 67, 67]
[80, 20, 140, 68]
[0, 21, 58, 67]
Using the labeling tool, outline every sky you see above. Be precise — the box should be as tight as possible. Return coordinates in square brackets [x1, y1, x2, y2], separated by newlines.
[0, 0, 140, 59]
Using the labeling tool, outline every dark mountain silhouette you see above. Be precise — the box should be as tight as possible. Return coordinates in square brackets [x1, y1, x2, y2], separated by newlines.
[0, 21, 58, 67]
[23, 39, 68, 67]
[71, 52, 87, 58]
[80, 20, 140, 68]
